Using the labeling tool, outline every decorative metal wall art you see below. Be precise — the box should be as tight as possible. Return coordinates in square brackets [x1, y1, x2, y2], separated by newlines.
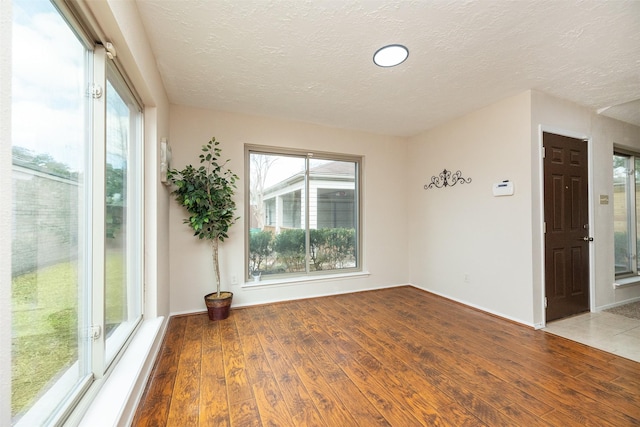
[424, 169, 472, 189]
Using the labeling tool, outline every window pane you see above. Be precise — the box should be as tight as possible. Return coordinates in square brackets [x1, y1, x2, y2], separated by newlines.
[11, 0, 91, 423]
[104, 77, 142, 364]
[249, 153, 305, 276]
[248, 150, 360, 279]
[613, 154, 632, 274]
[309, 159, 357, 271]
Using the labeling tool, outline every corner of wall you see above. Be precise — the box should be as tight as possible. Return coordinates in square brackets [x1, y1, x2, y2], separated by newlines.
[407, 91, 536, 325]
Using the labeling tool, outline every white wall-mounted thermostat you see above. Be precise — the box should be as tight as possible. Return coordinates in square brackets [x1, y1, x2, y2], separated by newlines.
[492, 180, 514, 197]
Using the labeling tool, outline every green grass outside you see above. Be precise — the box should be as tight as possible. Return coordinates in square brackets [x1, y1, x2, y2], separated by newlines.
[11, 253, 126, 417]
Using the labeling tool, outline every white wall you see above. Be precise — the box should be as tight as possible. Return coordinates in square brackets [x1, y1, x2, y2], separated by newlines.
[168, 105, 410, 314]
[407, 92, 535, 325]
[590, 114, 640, 307]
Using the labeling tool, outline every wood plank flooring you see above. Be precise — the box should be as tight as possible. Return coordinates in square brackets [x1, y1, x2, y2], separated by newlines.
[133, 286, 640, 426]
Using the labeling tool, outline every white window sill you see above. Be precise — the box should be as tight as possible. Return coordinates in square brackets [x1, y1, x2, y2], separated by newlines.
[614, 277, 640, 288]
[242, 271, 371, 289]
[76, 316, 164, 427]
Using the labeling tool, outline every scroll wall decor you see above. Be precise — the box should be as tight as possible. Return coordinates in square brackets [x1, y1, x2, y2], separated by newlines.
[424, 169, 472, 189]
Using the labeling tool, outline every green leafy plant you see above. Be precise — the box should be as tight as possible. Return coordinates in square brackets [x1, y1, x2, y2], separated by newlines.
[273, 229, 306, 272]
[309, 229, 328, 270]
[309, 228, 355, 270]
[167, 137, 239, 297]
[249, 229, 274, 274]
[324, 228, 356, 269]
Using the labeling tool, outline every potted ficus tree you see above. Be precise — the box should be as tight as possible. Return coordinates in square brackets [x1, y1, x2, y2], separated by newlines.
[167, 136, 239, 321]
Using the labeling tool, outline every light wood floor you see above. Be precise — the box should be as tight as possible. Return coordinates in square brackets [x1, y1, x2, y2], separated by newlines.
[133, 286, 640, 426]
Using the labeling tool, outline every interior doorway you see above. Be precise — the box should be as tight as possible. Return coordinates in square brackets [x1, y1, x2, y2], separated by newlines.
[543, 132, 591, 322]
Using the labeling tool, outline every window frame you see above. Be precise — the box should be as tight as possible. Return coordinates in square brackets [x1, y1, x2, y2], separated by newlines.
[245, 145, 363, 283]
[9, 1, 145, 424]
[102, 59, 144, 370]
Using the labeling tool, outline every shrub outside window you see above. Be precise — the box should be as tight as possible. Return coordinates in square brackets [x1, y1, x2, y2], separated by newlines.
[247, 147, 361, 281]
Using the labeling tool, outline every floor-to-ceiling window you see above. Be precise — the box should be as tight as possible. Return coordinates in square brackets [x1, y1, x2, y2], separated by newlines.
[10, 1, 143, 424]
[103, 69, 143, 368]
[613, 149, 640, 278]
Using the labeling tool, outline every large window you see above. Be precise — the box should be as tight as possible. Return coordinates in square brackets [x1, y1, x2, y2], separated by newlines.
[103, 70, 143, 366]
[247, 147, 361, 280]
[10, 0, 143, 424]
[613, 150, 640, 278]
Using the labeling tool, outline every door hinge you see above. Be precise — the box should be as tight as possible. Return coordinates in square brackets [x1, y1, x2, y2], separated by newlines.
[542, 146, 546, 158]
[544, 297, 548, 308]
[89, 325, 102, 341]
[543, 222, 546, 234]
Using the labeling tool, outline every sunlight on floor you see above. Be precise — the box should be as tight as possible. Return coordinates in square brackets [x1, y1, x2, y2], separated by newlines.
[543, 312, 640, 362]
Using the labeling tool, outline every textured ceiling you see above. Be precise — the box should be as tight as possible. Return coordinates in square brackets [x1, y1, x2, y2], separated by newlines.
[134, 0, 640, 137]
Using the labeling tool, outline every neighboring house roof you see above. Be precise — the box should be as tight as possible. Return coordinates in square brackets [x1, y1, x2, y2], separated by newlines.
[263, 161, 355, 197]
[309, 161, 354, 176]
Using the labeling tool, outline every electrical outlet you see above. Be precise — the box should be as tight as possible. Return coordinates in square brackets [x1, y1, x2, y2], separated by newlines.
[464, 274, 470, 283]
[231, 275, 238, 285]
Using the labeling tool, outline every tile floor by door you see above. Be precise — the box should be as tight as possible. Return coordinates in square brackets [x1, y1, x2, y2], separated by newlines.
[543, 311, 640, 362]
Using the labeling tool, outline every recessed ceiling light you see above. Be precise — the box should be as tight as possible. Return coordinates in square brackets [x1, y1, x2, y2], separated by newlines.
[373, 44, 409, 67]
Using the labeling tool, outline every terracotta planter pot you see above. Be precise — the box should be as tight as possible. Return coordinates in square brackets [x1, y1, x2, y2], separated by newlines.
[204, 291, 233, 321]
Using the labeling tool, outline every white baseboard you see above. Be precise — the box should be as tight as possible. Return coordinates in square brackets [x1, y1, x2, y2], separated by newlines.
[407, 284, 537, 329]
[169, 282, 408, 316]
[596, 295, 640, 312]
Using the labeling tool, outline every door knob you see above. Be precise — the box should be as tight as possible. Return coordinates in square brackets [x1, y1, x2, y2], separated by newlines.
[582, 236, 594, 242]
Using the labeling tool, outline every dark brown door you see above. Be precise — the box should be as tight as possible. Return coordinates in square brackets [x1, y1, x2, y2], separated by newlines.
[543, 132, 590, 322]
